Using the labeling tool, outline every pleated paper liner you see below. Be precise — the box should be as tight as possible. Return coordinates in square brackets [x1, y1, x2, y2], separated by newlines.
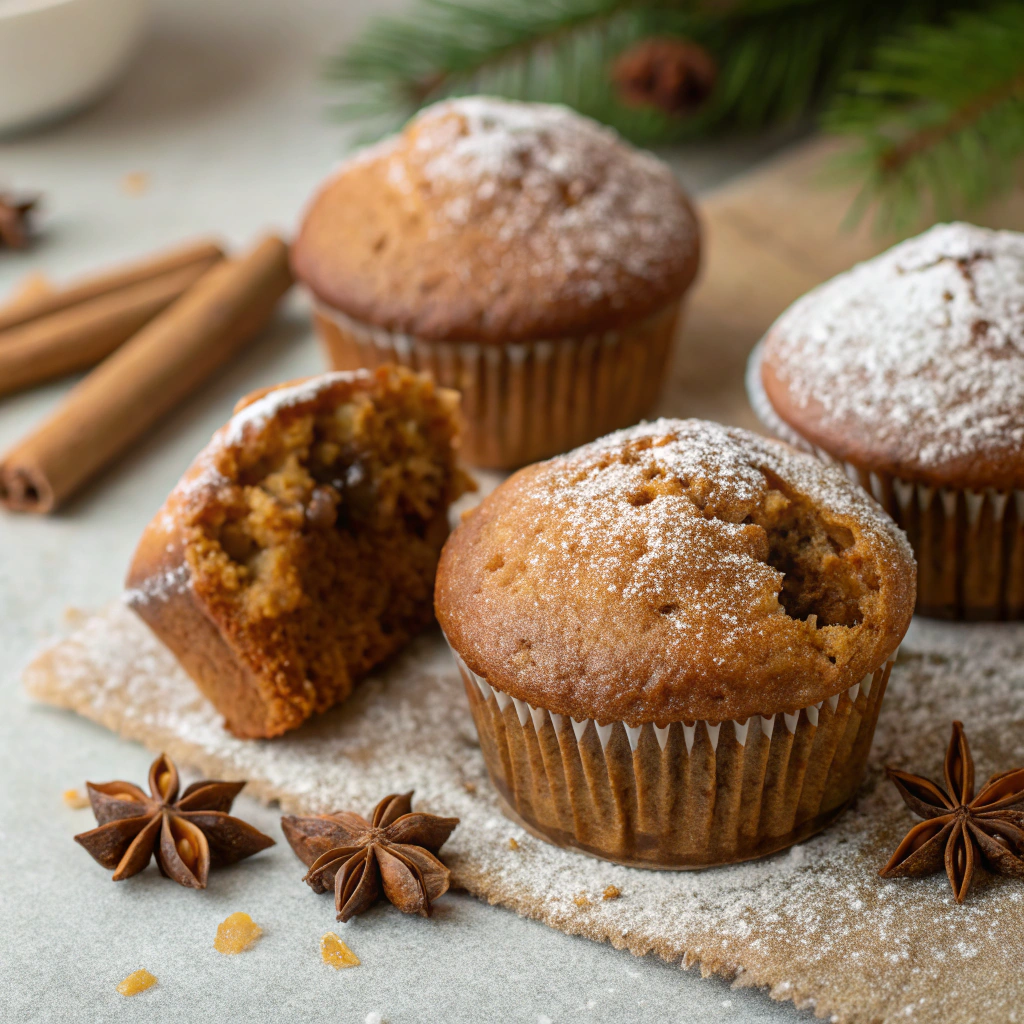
[450, 646, 892, 870]
[312, 300, 682, 470]
[746, 340, 1024, 620]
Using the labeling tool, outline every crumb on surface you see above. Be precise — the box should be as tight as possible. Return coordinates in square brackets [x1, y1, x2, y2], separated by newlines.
[116, 969, 156, 997]
[321, 932, 360, 970]
[62, 788, 90, 809]
[121, 172, 150, 196]
[214, 912, 263, 954]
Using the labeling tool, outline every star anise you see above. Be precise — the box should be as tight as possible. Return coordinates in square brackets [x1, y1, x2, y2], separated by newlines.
[0, 192, 38, 249]
[281, 792, 459, 921]
[880, 721, 1024, 902]
[74, 753, 275, 888]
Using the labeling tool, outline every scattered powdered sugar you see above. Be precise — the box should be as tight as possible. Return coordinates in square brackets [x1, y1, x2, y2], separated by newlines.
[363, 97, 696, 300]
[140, 370, 375, 539]
[478, 419, 910, 670]
[763, 222, 1024, 473]
[123, 563, 190, 608]
[219, 370, 372, 449]
[24, 602, 1024, 1023]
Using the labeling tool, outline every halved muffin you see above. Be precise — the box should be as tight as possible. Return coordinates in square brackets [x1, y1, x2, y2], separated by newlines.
[127, 366, 473, 738]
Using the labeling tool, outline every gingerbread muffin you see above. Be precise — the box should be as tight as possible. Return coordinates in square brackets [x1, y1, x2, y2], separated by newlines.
[291, 96, 700, 469]
[435, 419, 915, 869]
[749, 222, 1024, 619]
[127, 367, 473, 739]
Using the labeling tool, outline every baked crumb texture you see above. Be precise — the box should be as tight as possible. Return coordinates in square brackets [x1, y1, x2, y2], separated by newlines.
[128, 367, 470, 738]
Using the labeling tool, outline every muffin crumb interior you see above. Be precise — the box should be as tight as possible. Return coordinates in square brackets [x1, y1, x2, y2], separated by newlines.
[751, 472, 868, 629]
[182, 375, 466, 733]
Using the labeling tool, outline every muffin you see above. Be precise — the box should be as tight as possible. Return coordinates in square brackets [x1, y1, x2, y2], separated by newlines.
[291, 96, 700, 469]
[435, 419, 915, 868]
[748, 222, 1024, 620]
[126, 366, 473, 739]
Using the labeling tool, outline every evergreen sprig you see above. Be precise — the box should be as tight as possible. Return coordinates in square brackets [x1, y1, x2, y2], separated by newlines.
[825, 3, 1024, 232]
[327, 0, 955, 143]
[326, 0, 1024, 229]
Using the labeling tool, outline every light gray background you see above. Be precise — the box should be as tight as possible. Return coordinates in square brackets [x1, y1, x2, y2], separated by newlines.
[0, 1, 809, 1020]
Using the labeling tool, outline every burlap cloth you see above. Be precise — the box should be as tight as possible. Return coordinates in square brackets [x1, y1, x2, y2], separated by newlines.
[24, 603, 1024, 1024]
[24, 140, 1024, 1022]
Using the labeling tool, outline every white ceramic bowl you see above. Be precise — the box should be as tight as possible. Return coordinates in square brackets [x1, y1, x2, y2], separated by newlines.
[0, 0, 148, 135]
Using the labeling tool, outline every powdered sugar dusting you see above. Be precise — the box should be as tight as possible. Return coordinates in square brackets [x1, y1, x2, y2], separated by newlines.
[123, 563, 190, 607]
[454, 420, 911, 706]
[550, 416, 906, 618]
[764, 223, 1024, 477]
[24, 603, 1024, 1024]
[220, 370, 373, 448]
[371, 97, 695, 300]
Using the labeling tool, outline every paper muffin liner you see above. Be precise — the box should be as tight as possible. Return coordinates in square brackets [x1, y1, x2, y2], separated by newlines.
[447, 640, 893, 869]
[312, 301, 683, 470]
[746, 340, 1024, 620]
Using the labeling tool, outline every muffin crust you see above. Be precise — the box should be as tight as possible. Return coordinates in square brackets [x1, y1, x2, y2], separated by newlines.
[760, 222, 1024, 491]
[436, 420, 915, 725]
[292, 97, 699, 343]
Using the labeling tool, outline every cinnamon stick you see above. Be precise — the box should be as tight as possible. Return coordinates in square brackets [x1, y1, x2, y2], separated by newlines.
[0, 261, 219, 398]
[0, 235, 293, 513]
[0, 239, 224, 333]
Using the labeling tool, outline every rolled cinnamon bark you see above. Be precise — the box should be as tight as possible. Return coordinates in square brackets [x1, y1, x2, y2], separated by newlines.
[0, 239, 224, 333]
[0, 235, 293, 514]
[0, 261, 218, 398]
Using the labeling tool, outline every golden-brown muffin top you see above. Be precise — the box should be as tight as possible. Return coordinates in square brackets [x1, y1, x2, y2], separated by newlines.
[292, 97, 700, 343]
[435, 419, 916, 725]
[760, 222, 1024, 491]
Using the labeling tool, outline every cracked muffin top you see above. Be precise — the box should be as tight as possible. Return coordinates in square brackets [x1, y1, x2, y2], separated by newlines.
[435, 420, 915, 725]
[291, 97, 699, 343]
[759, 222, 1024, 491]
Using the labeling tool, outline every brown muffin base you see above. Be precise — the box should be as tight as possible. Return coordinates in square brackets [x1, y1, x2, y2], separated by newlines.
[747, 341, 1024, 620]
[313, 301, 682, 469]
[453, 650, 892, 869]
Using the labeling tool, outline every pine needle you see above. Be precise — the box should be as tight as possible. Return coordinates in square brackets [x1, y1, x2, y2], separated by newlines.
[825, 3, 1024, 233]
[326, 0, 963, 145]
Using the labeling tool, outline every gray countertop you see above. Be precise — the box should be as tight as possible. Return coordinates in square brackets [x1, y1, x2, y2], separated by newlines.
[0, 2, 807, 1020]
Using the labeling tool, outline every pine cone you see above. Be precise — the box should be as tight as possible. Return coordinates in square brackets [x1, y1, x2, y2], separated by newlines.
[612, 38, 718, 117]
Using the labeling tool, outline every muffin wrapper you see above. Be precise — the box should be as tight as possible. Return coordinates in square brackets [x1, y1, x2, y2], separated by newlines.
[448, 642, 893, 869]
[746, 340, 1024, 620]
[313, 301, 682, 469]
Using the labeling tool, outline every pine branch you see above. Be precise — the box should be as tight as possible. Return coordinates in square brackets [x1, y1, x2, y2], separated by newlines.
[326, 0, 963, 145]
[825, 3, 1024, 233]
[326, 0, 639, 136]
